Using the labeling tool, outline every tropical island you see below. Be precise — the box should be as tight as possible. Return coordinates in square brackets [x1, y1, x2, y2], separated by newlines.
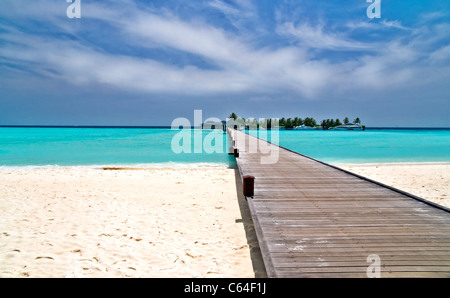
[226, 113, 365, 131]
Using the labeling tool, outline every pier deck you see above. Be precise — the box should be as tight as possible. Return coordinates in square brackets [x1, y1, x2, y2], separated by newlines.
[229, 129, 450, 278]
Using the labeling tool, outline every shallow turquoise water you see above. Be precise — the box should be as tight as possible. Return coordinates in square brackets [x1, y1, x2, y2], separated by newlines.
[1, 127, 449, 166]
[0, 127, 234, 167]
[247, 128, 450, 164]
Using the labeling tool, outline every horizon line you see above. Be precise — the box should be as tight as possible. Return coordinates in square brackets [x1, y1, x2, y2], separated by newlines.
[1, 125, 450, 129]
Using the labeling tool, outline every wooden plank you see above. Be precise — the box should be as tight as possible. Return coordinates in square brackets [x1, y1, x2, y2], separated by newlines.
[275, 268, 450, 278]
[264, 239, 450, 248]
[273, 265, 450, 273]
[270, 257, 450, 266]
[268, 250, 450, 258]
[276, 271, 450, 278]
[265, 245, 450, 254]
[263, 236, 450, 244]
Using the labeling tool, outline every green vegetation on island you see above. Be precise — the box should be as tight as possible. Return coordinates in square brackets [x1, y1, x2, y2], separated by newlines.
[227, 113, 365, 131]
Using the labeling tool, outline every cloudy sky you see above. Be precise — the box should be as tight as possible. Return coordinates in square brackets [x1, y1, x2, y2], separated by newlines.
[1, 0, 449, 126]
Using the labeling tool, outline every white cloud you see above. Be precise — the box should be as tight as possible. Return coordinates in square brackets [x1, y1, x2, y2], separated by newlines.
[208, 0, 258, 31]
[429, 45, 450, 63]
[380, 20, 410, 30]
[1, 0, 450, 103]
[346, 19, 410, 31]
[277, 22, 371, 50]
[209, 0, 241, 16]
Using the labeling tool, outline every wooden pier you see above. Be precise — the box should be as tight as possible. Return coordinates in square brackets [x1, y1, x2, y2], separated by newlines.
[228, 128, 450, 278]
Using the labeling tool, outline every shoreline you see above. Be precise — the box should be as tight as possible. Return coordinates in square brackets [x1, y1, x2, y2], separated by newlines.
[0, 162, 235, 171]
[1, 160, 449, 169]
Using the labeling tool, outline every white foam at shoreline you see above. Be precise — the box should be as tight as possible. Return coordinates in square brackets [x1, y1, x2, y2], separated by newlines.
[2, 160, 450, 171]
[0, 162, 233, 171]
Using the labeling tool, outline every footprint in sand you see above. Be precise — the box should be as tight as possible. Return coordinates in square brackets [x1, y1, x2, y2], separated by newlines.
[35, 256, 54, 260]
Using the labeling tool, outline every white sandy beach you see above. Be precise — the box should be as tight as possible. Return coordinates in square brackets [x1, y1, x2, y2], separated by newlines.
[0, 167, 259, 278]
[336, 163, 450, 209]
[1, 163, 449, 278]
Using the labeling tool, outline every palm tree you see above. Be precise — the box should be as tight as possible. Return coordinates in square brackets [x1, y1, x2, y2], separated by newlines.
[329, 119, 336, 127]
[343, 117, 350, 125]
[304, 117, 317, 127]
[354, 117, 361, 124]
[285, 118, 293, 129]
[229, 112, 238, 120]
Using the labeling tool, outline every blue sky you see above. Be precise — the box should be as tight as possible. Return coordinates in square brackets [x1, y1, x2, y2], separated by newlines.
[1, 0, 449, 126]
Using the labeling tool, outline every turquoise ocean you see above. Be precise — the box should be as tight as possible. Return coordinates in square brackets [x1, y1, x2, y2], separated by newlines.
[0, 127, 234, 168]
[0, 127, 449, 167]
[247, 128, 450, 164]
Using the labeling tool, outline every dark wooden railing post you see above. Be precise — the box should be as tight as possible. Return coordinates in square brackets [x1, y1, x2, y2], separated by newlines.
[243, 175, 255, 198]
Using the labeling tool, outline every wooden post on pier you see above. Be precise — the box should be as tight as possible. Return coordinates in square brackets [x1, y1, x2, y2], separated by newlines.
[242, 175, 255, 198]
[233, 148, 239, 158]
